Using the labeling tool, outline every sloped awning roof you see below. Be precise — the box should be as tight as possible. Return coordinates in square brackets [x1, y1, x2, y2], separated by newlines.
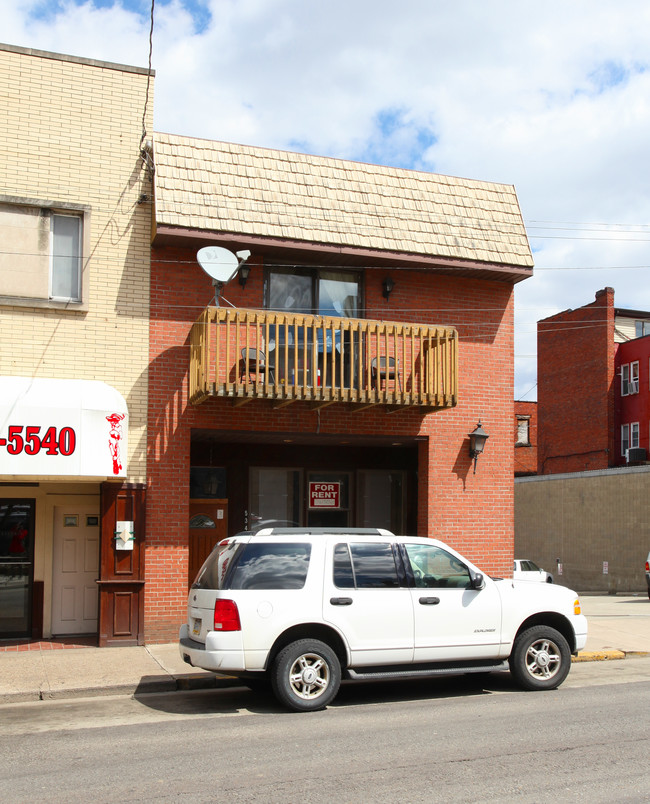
[0, 377, 128, 479]
[153, 132, 533, 274]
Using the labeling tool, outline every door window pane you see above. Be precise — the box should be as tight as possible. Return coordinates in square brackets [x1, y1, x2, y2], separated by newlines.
[349, 542, 399, 588]
[318, 271, 359, 317]
[405, 543, 471, 589]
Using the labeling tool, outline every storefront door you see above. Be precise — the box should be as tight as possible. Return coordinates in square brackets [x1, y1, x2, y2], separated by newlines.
[51, 506, 100, 635]
[189, 500, 228, 585]
[0, 499, 35, 637]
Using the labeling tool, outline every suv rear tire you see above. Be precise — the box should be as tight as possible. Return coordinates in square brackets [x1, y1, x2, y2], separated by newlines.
[509, 625, 571, 690]
[271, 639, 341, 712]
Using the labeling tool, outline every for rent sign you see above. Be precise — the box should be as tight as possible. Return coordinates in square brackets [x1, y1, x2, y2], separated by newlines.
[309, 482, 340, 509]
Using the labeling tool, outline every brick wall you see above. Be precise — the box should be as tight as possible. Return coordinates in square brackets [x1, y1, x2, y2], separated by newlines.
[0, 45, 153, 482]
[537, 287, 616, 474]
[146, 242, 518, 641]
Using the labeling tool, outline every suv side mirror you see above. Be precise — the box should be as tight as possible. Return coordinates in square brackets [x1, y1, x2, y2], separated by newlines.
[469, 570, 485, 590]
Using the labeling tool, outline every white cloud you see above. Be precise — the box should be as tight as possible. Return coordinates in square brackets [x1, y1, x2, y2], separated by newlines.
[3, 0, 650, 398]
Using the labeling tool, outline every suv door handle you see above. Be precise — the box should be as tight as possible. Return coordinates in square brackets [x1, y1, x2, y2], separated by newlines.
[330, 597, 353, 606]
[419, 596, 440, 605]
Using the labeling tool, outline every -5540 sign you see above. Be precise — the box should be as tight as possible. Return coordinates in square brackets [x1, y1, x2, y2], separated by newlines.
[0, 425, 76, 456]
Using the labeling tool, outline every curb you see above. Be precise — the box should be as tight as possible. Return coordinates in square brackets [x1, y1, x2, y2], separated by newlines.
[2, 652, 648, 705]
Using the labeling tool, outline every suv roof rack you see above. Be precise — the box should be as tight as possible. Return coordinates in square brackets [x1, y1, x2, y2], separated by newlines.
[254, 527, 395, 536]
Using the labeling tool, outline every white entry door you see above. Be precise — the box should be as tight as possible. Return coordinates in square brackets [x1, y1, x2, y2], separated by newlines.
[51, 506, 100, 635]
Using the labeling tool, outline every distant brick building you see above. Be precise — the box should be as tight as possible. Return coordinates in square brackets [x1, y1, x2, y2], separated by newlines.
[514, 401, 537, 476]
[516, 287, 650, 593]
[537, 287, 650, 474]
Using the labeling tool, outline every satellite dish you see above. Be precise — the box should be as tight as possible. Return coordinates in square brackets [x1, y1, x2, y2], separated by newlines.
[196, 246, 242, 306]
[196, 246, 240, 284]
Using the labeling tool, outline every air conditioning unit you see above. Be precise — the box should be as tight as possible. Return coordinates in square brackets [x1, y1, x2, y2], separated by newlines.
[626, 447, 647, 464]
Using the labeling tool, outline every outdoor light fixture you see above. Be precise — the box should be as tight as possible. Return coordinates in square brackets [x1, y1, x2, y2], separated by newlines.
[238, 263, 251, 288]
[382, 277, 395, 300]
[468, 420, 489, 474]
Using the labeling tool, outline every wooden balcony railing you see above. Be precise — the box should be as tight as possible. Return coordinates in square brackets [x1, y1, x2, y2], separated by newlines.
[189, 308, 458, 411]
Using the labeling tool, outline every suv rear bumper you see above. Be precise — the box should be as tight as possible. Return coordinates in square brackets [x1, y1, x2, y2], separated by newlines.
[179, 624, 246, 672]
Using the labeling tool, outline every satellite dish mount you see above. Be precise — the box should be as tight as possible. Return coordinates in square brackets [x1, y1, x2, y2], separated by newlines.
[196, 247, 251, 307]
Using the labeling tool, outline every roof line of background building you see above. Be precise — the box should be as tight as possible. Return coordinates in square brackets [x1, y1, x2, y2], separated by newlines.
[0, 42, 154, 76]
[515, 464, 650, 483]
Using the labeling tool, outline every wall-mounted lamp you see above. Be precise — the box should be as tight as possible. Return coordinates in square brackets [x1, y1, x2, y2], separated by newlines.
[238, 263, 251, 288]
[382, 277, 395, 300]
[468, 420, 489, 474]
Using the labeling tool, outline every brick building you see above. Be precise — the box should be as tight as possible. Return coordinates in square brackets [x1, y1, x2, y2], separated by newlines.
[146, 133, 533, 642]
[0, 45, 153, 643]
[537, 287, 650, 474]
[514, 401, 537, 476]
[515, 287, 650, 593]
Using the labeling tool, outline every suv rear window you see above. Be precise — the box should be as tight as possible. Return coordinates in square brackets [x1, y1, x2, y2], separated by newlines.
[230, 542, 312, 590]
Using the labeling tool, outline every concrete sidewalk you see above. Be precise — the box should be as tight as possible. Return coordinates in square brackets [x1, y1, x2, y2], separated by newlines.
[1, 594, 648, 704]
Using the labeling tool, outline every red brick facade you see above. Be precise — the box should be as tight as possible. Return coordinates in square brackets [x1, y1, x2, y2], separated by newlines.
[537, 287, 616, 474]
[615, 334, 650, 465]
[145, 244, 519, 642]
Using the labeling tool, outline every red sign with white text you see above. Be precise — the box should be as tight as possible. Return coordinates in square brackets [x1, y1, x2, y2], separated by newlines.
[309, 482, 340, 509]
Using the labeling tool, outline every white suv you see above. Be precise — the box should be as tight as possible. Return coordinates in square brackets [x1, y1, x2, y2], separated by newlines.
[179, 528, 587, 711]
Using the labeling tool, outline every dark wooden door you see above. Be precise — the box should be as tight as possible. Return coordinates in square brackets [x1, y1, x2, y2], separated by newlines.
[189, 500, 228, 586]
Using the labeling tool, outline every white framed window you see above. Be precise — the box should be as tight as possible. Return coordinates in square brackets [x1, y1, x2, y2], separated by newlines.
[630, 361, 639, 394]
[621, 364, 630, 396]
[50, 213, 82, 301]
[621, 424, 629, 456]
[631, 422, 640, 449]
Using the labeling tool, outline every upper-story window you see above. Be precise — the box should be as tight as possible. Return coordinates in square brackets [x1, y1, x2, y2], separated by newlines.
[266, 267, 361, 317]
[621, 362, 639, 396]
[635, 320, 650, 338]
[0, 201, 85, 306]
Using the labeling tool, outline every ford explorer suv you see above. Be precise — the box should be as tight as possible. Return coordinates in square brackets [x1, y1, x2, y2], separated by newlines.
[179, 528, 588, 711]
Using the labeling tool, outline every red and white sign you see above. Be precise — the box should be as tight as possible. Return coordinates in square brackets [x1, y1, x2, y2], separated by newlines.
[0, 377, 128, 478]
[309, 482, 340, 509]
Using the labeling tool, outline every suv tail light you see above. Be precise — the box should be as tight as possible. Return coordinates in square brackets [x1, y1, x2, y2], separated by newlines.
[214, 599, 241, 631]
[646, 560, 649, 572]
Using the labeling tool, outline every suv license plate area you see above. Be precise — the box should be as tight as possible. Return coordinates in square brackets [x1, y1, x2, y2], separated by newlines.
[192, 618, 202, 636]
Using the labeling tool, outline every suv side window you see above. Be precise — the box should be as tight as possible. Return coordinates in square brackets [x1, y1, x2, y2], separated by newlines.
[334, 542, 400, 589]
[404, 543, 472, 589]
[229, 542, 312, 590]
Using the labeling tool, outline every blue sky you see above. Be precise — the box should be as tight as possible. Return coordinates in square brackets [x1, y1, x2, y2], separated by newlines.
[3, 0, 650, 399]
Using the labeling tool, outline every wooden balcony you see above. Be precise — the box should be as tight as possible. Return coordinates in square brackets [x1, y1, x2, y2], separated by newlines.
[189, 308, 458, 411]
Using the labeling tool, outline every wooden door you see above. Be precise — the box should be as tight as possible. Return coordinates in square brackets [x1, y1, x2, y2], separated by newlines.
[51, 505, 100, 635]
[189, 500, 228, 586]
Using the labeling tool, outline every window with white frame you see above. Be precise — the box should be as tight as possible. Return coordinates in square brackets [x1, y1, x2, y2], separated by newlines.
[631, 422, 640, 449]
[630, 361, 639, 394]
[621, 424, 629, 456]
[621, 364, 630, 396]
[0, 201, 85, 304]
